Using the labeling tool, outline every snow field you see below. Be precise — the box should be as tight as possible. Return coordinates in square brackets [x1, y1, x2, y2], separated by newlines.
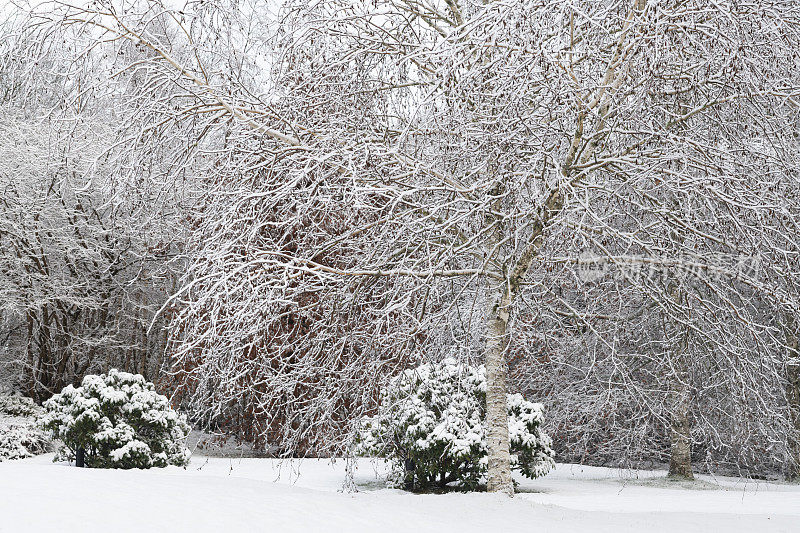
[0, 456, 798, 533]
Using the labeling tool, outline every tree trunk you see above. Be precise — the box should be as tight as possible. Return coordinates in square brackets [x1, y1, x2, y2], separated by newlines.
[485, 280, 514, 495]
[668, 384, 693, 479]
[24, 311, 36, 399]
[788, 361, 800, 481]
[785, 320, 800, 481]
[667, 280, 693, 480]
[668, 325, 693, 480]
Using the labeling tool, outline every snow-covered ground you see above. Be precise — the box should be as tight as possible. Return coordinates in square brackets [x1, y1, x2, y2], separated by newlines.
[0, 455, 798, 533]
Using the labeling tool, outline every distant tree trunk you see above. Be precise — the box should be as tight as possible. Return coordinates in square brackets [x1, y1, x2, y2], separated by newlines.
[668, 381, 694, 480]
[785, 319, 800, 481]
[485, 279, 514, 495]
[788, 362, 800, 481]
[668, 284, 694, 480]
[24, 311, 36, 398]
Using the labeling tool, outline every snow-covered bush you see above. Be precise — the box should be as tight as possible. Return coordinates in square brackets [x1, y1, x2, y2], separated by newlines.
[41, 370, 191, 469]
[0, 395, 50, 461]
[358, 359, 555, 491]
[0, 422, 50, 461]
[0, 395, 41, 417]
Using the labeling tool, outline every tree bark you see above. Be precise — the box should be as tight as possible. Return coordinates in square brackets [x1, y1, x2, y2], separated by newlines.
[668, 326, 693, 480]
[668, 384, 694, 480]
[485, 280, 514, 495]
[785, 319, 800, 481]
[667, 279, 693, 480]
[788, 361, 800, 481]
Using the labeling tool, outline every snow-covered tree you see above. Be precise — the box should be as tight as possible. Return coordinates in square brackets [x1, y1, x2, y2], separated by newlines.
[41, 370, 191, 469]
[0, 9, 198, 398]
[0, 109, 185, 400]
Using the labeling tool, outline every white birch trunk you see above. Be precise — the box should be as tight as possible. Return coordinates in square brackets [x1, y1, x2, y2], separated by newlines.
[485, 279, 514, 495]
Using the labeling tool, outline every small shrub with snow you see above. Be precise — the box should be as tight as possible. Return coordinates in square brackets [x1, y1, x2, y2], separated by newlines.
[0, 395, 50, 461]
[358, 359, 555, 491]
[0, 395, 42, 417]
[41, 370, 191, 469]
